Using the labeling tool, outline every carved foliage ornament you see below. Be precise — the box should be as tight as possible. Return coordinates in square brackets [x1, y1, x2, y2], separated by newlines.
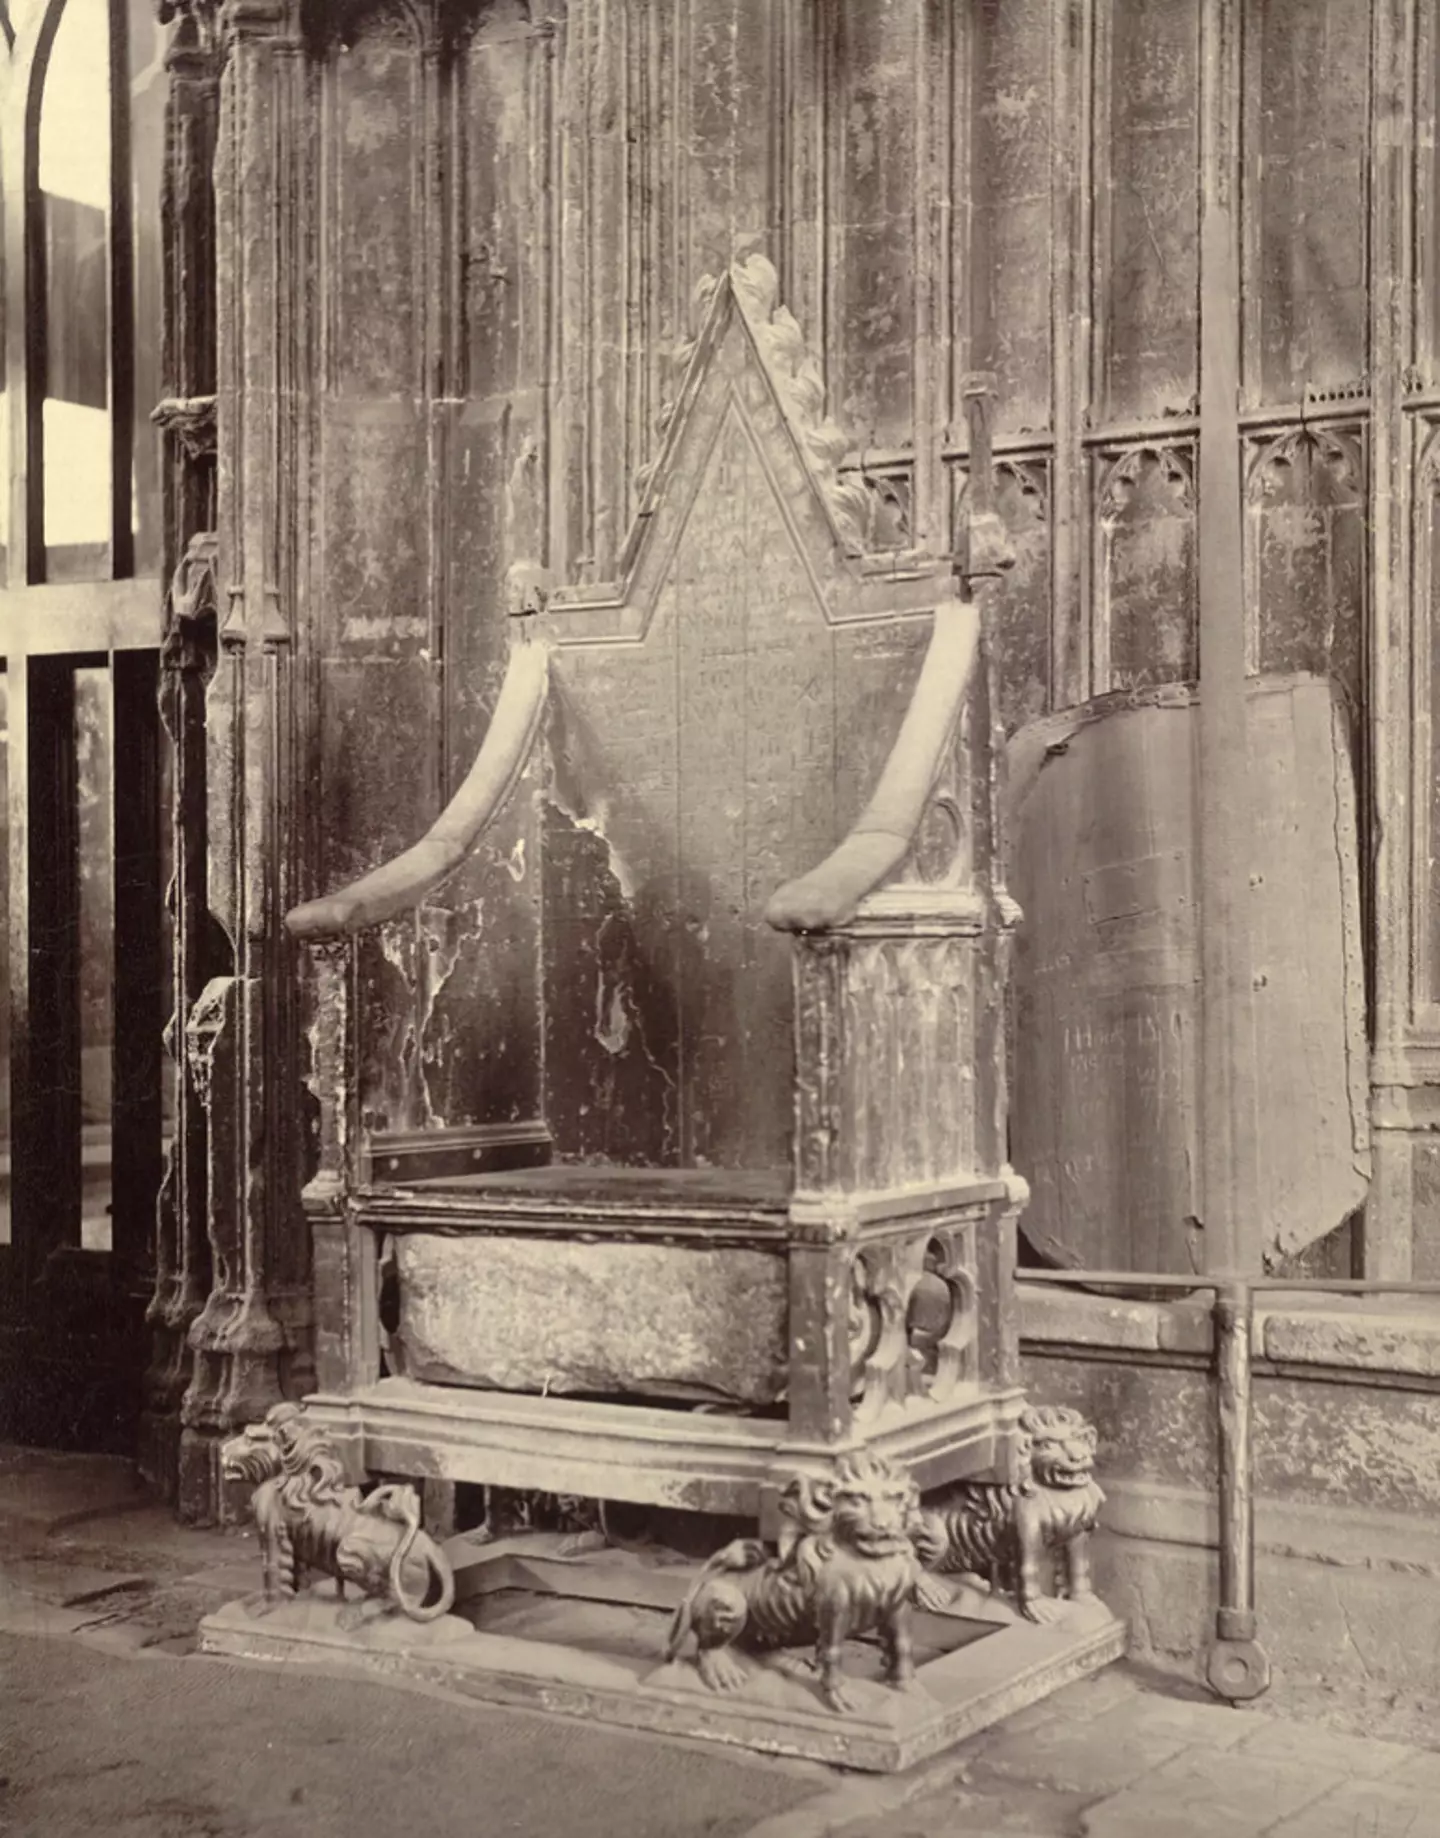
[152, 394, 218, 462]
[155, 0, 222, 56]
[163, 529, 220, 658]
[641, 254, 879, 555]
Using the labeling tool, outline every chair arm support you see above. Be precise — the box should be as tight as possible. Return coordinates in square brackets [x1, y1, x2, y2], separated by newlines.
[764, 597, 981, 933]
[286, 632, 551, 940]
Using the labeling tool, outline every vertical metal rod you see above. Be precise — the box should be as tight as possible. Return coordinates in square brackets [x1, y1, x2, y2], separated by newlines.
[1205, 1279, 1270, 1700]
[1214, 1281, 1252, 1627]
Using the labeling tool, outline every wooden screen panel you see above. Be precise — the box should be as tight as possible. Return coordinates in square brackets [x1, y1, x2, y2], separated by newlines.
[1242, 0, 1371, 405]
[1094, 443, 1198, 692]
[969, 0, 1052, 440]
[1246, 425, 1366, 707]
[1096, 0, 1200, 422]
[827, 0, 917, 449]
[685, 0, 780, 293]
[954, 456, 1051, 735]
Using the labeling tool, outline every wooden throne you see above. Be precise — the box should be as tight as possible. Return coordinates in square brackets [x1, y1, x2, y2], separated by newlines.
[286, 255, 1029, 1530]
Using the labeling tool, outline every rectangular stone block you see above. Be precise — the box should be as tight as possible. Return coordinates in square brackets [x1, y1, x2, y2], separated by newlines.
[1260, 1304, 1440, 1378]
[392, 1233, 789, 1405]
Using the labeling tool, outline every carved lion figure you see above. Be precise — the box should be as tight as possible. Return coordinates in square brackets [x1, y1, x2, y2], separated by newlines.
[663, 1450, 930, 1713]
[220, 1403, 455, 1629]
[911, 1404, 1105, 1624]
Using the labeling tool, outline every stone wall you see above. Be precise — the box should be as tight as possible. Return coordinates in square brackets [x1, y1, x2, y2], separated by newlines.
[1019, 1281, 1440, 1703]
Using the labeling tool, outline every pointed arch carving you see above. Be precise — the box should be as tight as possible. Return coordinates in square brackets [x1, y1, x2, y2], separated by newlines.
[303, 0, 428, 55]
[1096, 442, 1195, 523]
[1244, 423, 1365, 501]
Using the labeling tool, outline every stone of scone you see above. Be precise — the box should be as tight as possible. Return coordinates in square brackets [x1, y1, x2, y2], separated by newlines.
[393, 1234, 788, 1404]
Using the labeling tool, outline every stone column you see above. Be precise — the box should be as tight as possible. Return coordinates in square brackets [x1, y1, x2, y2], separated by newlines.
[173, 0, 313, 1522]
[140, 4, 223, 1501]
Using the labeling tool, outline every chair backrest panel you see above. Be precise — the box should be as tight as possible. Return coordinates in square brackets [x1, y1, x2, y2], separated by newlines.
[526, 262, 953, 1178]
[543, 407, 848, 1173]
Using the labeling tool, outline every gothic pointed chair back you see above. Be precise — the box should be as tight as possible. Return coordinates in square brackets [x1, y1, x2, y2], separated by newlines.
[286, 255, 1029, 1514]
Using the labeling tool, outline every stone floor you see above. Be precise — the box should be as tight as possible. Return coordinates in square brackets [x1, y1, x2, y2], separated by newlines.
[2, 1443, 1436, 1838]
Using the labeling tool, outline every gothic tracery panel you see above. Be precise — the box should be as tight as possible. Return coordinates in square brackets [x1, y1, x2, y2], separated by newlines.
[1093, 442, 1198, 693]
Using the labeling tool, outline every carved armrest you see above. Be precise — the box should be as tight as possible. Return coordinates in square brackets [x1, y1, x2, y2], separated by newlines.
[285, 630, 551, 941]
[764, 597, 980, 933]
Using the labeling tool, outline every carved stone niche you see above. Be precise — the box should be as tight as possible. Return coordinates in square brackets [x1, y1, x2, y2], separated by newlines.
[235, 252, 1124, 1768]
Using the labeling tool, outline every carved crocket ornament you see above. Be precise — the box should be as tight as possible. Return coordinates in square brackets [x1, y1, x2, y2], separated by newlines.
[221, 1402, 455, 1630]
[911, 1404, 1106, 1623]
[663, 1451, 931, 1714]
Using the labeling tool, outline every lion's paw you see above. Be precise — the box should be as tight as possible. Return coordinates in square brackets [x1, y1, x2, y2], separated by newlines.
[770, 1652, 821, 1681]
[821, 1678, 861, 1715]
[1021, 1596, 1067, 1626]
[697, 1648, 753, 1695]
[914, 1575, 953, 1612]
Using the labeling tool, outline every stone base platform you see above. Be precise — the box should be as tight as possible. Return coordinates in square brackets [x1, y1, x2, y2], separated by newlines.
[198, 1534, 1127, 1773]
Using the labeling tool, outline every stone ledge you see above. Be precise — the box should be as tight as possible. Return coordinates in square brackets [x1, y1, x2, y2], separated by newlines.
[1258, 1297, 1440, 1377]
[1098, 1477, 1440, 1579]
[1017, 1283, 1213, 1355]
[1018, 1280, 1440, 1379]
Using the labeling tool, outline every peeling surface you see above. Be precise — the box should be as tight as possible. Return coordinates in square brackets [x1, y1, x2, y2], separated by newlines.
[542, 398, 895, 1172]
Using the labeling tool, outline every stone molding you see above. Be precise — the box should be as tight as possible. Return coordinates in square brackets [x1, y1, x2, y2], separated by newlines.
[1017, 1279, 1440, 1379]
[1096, 1475, 1440, 1583]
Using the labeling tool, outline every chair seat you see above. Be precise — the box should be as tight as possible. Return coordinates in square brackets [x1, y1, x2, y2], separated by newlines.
[358, 1162, 793, 1247]
[400, 1163, 791, 1208]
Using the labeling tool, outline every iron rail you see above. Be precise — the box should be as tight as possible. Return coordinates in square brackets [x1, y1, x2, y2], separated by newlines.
[1016, 1266, 1440, 1701]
